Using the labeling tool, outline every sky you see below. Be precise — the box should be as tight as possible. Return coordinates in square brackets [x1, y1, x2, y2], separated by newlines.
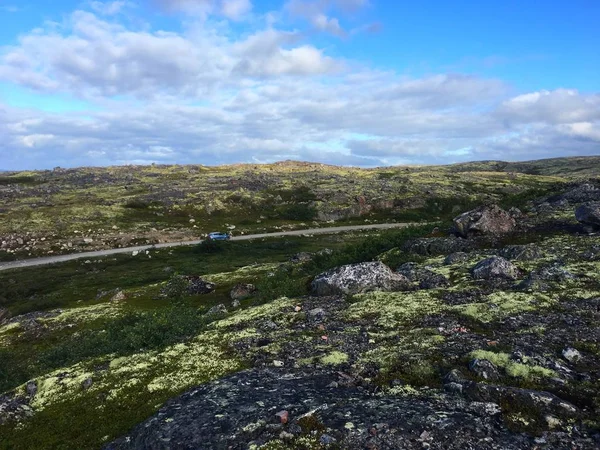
[0, 0, 598, 170]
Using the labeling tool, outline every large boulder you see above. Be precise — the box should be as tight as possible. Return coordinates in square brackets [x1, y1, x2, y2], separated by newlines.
[453, 205, 516, 238]
[311, 261, 410, 296]
[471, 256, 519, 280]
[575, 202, 600, 229]
[554, 183, 600, 203]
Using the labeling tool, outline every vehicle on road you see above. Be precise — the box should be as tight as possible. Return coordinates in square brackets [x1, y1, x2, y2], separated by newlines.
[207, 231, 231, 241]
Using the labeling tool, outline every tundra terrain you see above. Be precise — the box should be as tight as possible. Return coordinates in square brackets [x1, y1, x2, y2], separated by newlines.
[1, 156, 600, 449]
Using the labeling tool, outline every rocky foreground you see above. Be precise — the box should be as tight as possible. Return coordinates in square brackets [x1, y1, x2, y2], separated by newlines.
[105, 185, 600, 449]
[1, 182, 600, 449]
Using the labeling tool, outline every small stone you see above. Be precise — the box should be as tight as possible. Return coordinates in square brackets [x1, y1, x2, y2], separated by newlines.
[110, 290, 126, 303]
[26, 380, 37, 397]
[469, 358, 499, 380]
[321, 335, 328, 341]
[275, 410, 289, 424]
[294, 305, 302, 312]
[562, 347, 582, 363]
[319, 434, 336, 445]
[231, 299, 241, 308]
[82, 378, 93, 390]
[545, 415, 562, 429]
[206, 304, 228, 316]
[273, 360, 284, 367]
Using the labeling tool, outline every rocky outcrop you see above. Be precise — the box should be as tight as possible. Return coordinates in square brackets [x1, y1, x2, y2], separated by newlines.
[498, 244, 544, 261]
[396, 262, 450, 289]
[453, 205, 516, 238]
[575, 202, 600, 229]
[402, 237, 475, 256]
[471, 256, 519, 280]
[311, 262, 410, 296]
[554, 183, 600, 203]
[229, 283, 257, 301]
[107, 368, 580, 450]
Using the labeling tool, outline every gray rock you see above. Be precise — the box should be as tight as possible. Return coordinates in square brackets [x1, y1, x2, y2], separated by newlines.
[110, 290, 126, 303]
[229, 283, 257, 301]
[555, 183, 600, 203]
[26, 381, 37, 397]
[471, 256, 519, 280]
[562, 347, 582, 363]
[575, 202, 600, 229]
[469, 359, 500, 381]
[453, 205, 516, 238]
[311, 261, 411, 296]
[397, 263, 450, 289]
[444, 252, 469, 265]
[499, 244, 544, 261]
[206, 304, 228, 317]
[82, 378, 93, 390]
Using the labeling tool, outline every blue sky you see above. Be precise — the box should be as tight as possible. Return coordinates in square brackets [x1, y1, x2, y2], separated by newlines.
[0, 0, 598, 169]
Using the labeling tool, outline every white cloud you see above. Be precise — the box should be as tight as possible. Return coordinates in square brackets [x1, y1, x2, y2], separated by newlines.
[89, 1, 129, 15]
[221, 0, 252, 20]
[0, 3, 598, 170]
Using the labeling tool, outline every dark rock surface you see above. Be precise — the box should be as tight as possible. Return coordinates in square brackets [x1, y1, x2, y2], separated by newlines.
[229, 283, 257, 301]
[576, 202, 600, 229]
[402, 237, 476, 256]
[107, 368, 595, 450]
[396, 262, 449, 289]
[311, 261, 411, 296]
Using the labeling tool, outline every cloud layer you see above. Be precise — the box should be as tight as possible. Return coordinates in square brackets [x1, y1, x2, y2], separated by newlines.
[0, 1, 598, 170]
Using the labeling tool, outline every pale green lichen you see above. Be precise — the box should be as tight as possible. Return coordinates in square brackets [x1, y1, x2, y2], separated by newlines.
[470, 350, 556, 379]
[203, 263, 279, 285]
[319, 351, 349, 365]
[346, 291, 444, 328]
[455, 291, 558, 323]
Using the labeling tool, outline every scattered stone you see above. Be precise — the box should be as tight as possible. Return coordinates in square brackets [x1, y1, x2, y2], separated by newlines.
[562, 347, 582, 363]
[575, 202, 600, 229]
[471, 256, 519, 280]
[396, 262, 450, 289]
[444, 252, 469, 265]
[453, 204, 516, 238]
[206, 304, 228, 317]
[273, 360, 284, 367]
[26, 381, 37, 397]
[469, 359, 500, 381]
[402, 237, 475, 256]
[275, 410, 289, 424]
[110, 290, 126, 303]
[311, 261, 411, 296]
[231, 299, 241, 309]
[82, 378, 93, 390]
[499, 244, 544, 261]
[229, 283, 257, 301]
[319, 434, 336, 445]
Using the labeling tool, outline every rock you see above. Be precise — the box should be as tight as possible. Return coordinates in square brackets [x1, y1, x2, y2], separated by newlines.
[469, 359, 500, 381]
[402, 237, 475, 256]
[453, 205, 516, 238]
[444, 252, 469, 265]
[554, 183, 600, 203]
[275, 410, 289, 424]
[517, 263, 573, 291]
[575, 202, 600, 229]
[26, 381, 37, 397]
[206, 304, 228, 317]
[499, 244, 544, 261]
[82, 378, 93, 390]
[229, 283, 257, 301]
[471, 256, 519, 280]
[311, 262, 411, 296]
[319, 434, 336, 445]
[562, 347, 582, 363]
[396, 263, 449, 289]
[273, 360, 284, 367]
[110, 290, 126, 303]
[289, 252, 313, 263]
[186, 276, 216, 295]
[231, 299, 241, 308]
[0, 308, 10, 324]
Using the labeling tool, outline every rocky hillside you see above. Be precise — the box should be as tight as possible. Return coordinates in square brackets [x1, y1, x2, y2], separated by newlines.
[2, 156, 599, 260]
[1, 177, 600, 449]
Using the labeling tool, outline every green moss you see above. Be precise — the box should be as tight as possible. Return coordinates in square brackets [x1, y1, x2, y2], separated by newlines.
[455, 291, 558, 323]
